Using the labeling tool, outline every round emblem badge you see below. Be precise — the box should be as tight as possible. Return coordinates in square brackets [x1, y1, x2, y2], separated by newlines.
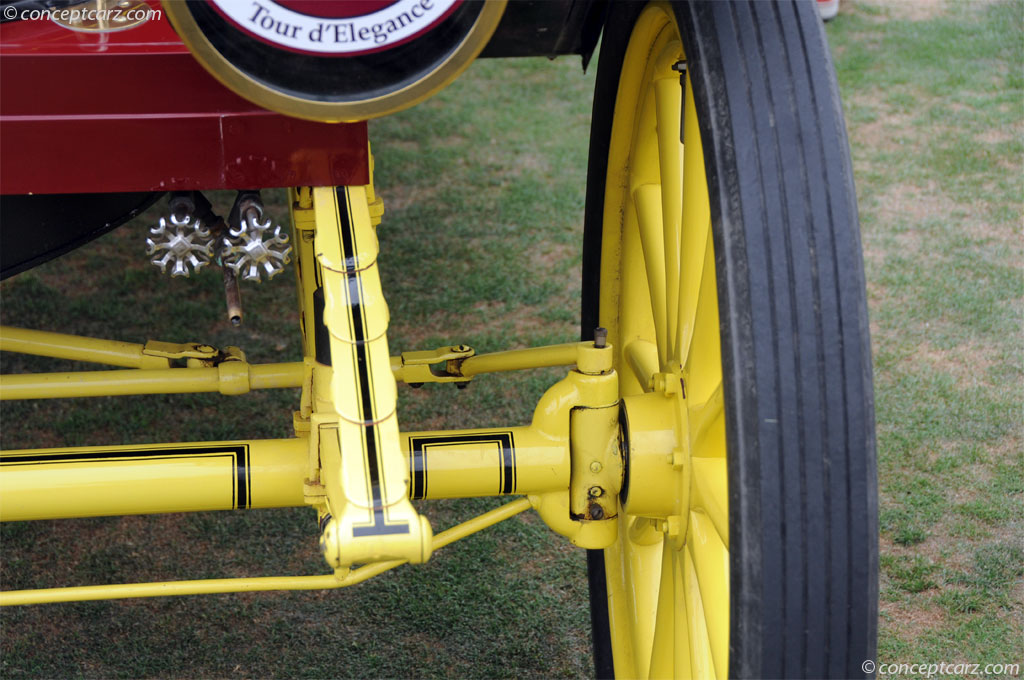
[208, 0, 462, 56]
[163, 0, 505, 122]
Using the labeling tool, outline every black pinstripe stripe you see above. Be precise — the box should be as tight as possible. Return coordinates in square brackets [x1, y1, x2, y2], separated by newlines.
[406, 432, 516, 499]
[0, 445, 252, 509]
[334, 187, 409, 537]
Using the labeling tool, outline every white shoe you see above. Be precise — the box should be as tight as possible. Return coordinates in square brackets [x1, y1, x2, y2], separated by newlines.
[817, 0, 840, 21]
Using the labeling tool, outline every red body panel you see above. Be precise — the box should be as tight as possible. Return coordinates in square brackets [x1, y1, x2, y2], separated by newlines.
[0, 5, 369, 195]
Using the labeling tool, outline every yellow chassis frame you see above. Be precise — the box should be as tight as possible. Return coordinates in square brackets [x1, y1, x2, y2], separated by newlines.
[0, 176, 636, 606]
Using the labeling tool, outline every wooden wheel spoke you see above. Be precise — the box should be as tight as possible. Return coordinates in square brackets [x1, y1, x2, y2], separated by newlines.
[654, 71, 683, 365]
[688, 512, 729, 675]
[681, 226, 720, 395]
[688, 380, 725, 457]
[687, 512, 729, 679]
[672, 549, 692, 680]
[634, 183, 670, 362]
[690, 456, 729, 549]
[647, 541, 678, 678]
[625, 537, 665, 679]
[674, 71, 712, 368]
[625, 339, 660, 393]
[683, 545, 716, 680]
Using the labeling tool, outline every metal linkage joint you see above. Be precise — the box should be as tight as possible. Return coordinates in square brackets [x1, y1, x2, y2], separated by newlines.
[391, 345, 476, 386]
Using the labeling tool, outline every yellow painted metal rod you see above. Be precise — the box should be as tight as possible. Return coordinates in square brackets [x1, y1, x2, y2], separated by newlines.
[0, 338, 586, 400]
[456, 342, 579, 377]
[0, 326, 170, 369]
[0, 575, 344, 606]
[0, 439, 308, 521]
[0, 363, 304, 400]
[0, 498, 531, 605]
[401, 426, 569, 499]
[1, 424, 567, 522]
[337, 497, 532, 586]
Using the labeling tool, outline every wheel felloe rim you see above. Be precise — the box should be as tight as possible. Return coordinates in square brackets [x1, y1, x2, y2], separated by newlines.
[598, 4, 729, 679]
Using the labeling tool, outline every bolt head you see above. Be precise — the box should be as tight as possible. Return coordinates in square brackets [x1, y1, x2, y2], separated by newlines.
[671, 448, 686, 469]
[589, 461, 603, 473]
[667, 515, 682, 539]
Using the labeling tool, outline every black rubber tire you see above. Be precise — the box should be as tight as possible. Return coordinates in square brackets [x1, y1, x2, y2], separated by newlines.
[0, 192, 164, 280]
[581, 2, 878, 678]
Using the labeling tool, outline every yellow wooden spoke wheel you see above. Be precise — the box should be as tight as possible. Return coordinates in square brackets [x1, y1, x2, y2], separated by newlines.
[581, 3, 877, 678]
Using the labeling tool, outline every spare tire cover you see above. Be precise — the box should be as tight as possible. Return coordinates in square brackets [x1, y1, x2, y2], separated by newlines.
[163, 0, 505, 122]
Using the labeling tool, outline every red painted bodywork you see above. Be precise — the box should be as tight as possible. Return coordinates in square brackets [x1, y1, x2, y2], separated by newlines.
[0, 4, 369, 195]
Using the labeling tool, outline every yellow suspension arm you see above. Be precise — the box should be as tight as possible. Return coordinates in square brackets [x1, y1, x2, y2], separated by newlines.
[0, 498, 531, 606]
[0, 324, 593, 398]
[0, 362, 304, 399]
[456, 342, 579, 377]
[0, 326, 171, 369]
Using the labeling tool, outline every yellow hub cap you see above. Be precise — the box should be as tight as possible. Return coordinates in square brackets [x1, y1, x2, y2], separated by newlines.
[597, 4, 728, 679]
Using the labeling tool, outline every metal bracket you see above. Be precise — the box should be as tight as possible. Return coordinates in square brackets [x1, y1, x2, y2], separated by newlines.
[391, 345, 476, 385]
[141, 341, 246, 369]
[142, 340, 219, 362]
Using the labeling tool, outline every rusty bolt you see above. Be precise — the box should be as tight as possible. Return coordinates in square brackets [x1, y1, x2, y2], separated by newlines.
[589, 461, 603, 474]
[589, 504, 605, 520]
[588, 485, 603, 498]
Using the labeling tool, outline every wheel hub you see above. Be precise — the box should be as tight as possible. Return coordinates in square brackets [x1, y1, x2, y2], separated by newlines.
[620, 379, 691, 546]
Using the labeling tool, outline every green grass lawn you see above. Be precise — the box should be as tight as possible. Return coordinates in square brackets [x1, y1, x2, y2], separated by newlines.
[827, 0, 1024, 670]
[1, 0, 1022, 677]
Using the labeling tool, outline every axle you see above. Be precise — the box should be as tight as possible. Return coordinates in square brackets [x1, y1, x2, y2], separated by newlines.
[0, 426, 567, 522]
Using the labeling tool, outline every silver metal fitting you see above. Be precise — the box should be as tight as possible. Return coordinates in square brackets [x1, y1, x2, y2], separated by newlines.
[146, 213, 215, 278]
[221, 210, 292, 283]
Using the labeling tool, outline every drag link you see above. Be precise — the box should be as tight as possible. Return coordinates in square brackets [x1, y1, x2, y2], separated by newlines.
[392, 338, 611, 386]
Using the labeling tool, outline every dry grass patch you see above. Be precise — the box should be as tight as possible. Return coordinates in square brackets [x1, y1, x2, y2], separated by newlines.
[975, 126, 1020, 146]
[870, 181, 959, 227]
[912, 338, 998, 387]
[849, 106, 917, 154]
[879, 597, 945, 639]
